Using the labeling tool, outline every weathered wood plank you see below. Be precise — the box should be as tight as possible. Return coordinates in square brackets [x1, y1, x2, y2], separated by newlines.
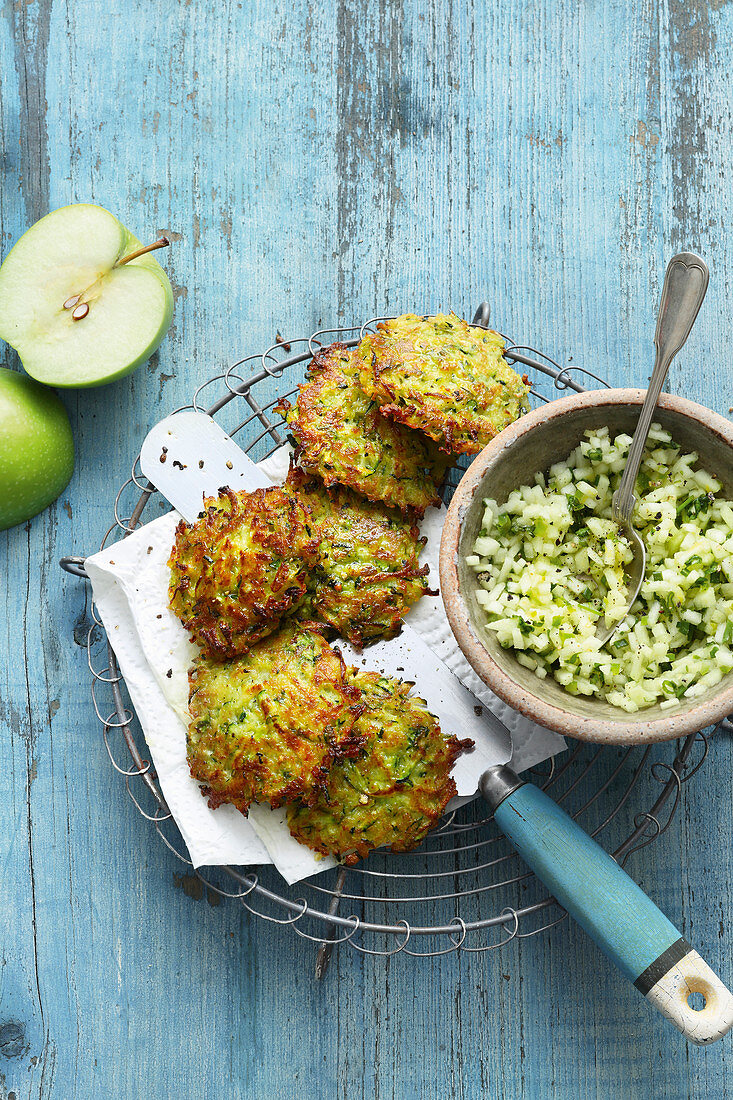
[1, 0, 733, 1097]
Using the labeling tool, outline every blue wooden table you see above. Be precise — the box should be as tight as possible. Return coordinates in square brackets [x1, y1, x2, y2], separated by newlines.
[2, 1, 733, 1096]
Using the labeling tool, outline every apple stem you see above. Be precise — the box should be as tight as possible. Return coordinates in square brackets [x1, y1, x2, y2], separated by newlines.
[115, 236, 170, 266]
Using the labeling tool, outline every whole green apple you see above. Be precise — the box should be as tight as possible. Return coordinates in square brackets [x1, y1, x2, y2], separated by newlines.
[0, 204, 174, 388]
[0, 368, 74, 530]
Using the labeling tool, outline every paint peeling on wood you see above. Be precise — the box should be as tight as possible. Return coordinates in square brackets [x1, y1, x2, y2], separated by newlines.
[173, 872, 222, 907]
[1, 1, 733, 1097]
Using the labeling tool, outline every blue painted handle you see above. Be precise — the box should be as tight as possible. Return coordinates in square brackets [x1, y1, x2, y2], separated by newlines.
[494, 781, 681, 984]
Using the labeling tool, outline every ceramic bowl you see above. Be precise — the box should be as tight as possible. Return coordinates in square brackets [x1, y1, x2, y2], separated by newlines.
[439, 388, 733, 744]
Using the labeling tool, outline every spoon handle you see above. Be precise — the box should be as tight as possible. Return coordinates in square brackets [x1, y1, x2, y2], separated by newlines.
[613, 252, 709, 524]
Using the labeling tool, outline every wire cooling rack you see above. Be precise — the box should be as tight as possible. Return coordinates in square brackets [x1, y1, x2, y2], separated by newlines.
[60, 303, 725, 975]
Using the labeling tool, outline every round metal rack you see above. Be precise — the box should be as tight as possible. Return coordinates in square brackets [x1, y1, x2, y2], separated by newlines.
[61, 304, 723, 974]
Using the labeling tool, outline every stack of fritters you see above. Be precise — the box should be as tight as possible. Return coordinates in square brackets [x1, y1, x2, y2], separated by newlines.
[169, 308, 528, 863]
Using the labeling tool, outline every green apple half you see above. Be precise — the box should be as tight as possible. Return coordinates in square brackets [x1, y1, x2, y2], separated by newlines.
[0, 204, 174, 388]
[0, 368, 74, 530]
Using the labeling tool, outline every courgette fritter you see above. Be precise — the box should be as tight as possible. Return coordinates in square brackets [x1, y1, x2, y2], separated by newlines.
[286, 671, 473, 863]
[187, 624, 365, 813]
[168, 485, 318, 661]
[357, 312, 530, 454]
[275, 342, 446, 516]
[287, 467, 434, 646]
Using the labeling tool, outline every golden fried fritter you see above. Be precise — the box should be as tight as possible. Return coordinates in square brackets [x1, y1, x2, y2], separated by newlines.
[286, 671, 473, 863]
[168, 485, 318, 661]
[187, 624, 365, 813]
[275, 342, 447, 516]
[286, 467, 434, 646]
[357, 312, 530, 454]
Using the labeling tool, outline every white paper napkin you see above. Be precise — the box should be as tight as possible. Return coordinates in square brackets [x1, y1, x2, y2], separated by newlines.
[85, 447, 565, 884]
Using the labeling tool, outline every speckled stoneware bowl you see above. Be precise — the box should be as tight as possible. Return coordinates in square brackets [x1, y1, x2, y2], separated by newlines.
[440, 388, 733, 744]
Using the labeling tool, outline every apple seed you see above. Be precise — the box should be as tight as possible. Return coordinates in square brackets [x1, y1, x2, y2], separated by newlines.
[71, 303, 89, 321]
[63, 294, 81, 310]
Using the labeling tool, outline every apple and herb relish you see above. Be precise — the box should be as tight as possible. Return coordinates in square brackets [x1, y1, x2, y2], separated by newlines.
[467, 425, 733, 712]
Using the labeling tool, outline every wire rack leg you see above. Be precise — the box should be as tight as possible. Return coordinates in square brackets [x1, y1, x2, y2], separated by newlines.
[315, 866, 348, 979]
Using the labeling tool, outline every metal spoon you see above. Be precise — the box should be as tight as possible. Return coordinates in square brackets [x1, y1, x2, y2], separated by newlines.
[596, 252, 710, 646]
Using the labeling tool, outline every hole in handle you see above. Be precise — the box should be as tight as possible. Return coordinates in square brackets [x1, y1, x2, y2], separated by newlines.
[682, 975, 716, 1015]
[687, 990, 707, 1012]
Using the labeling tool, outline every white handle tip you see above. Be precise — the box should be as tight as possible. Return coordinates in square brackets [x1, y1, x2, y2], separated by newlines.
[646, 949, 733, 1045]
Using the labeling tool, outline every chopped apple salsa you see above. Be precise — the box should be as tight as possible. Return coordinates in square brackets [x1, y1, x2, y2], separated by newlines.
[467, 425, 733, 712]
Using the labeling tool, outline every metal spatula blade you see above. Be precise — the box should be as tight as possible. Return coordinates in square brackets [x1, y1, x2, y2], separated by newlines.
[140, 409, 271, 521]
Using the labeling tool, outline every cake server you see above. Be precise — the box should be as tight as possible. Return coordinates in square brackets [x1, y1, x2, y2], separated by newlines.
[141, 409, 733, 1043]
